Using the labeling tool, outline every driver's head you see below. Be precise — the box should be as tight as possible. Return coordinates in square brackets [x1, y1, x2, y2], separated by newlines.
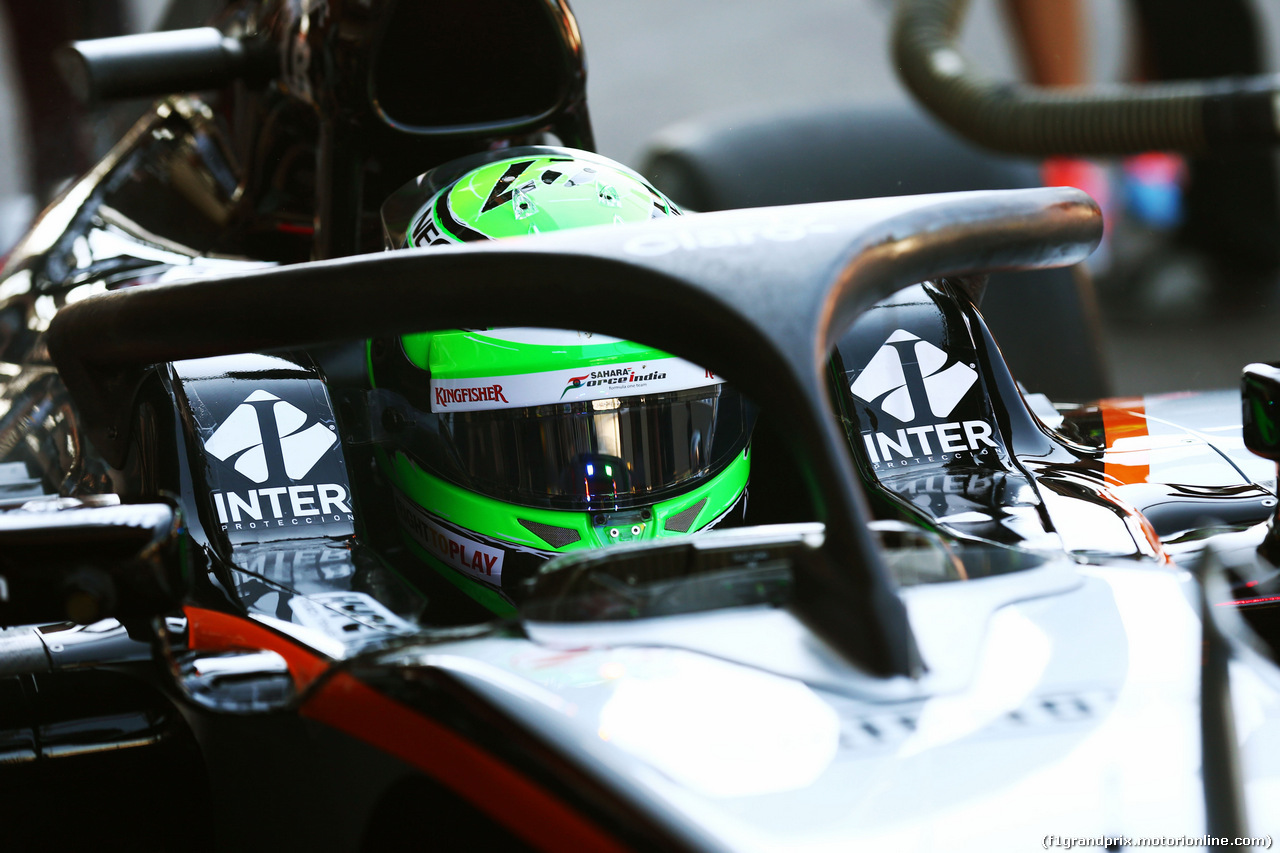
[368, 148, 755, 614]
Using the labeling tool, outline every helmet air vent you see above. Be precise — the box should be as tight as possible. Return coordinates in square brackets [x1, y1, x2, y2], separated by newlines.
[518, 518, 582, 549]
[663, 498, 707, 533]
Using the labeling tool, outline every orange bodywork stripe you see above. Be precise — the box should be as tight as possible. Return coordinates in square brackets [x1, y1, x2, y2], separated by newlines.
[186, 605, 329, 686]
[184, 607, 631, 853]
[1090, 480, 1170, 564]
[304, 671, 632, 853]
[1099, 397, 1151, 485]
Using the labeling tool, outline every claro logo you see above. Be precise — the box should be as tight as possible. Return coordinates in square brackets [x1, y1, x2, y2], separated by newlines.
[203, 390, 352, 530]
[623, 217, 836, 256]
[851, 330, 997, 468]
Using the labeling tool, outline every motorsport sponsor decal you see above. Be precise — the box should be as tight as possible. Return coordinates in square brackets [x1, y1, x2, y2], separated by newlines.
[394, 490, 504, 585]
[200, 388, 355, 536]
[205, 390, 337, 483]
[851, 329, 998, 469]
[411, 213, 450, 246]
[558, 365, 678, 399]
[433, 383, 510, 408]
[431, 357, 723, 412]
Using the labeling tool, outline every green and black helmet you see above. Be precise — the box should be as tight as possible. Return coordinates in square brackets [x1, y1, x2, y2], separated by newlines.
[370, 148, 755, 614]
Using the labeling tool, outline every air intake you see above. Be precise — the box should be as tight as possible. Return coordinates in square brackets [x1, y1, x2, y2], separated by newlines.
[518, 518, 582, 548]
[663, 498, 707, 533]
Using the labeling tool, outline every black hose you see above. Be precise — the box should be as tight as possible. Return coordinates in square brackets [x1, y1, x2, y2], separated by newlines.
[892, 0, 1280, 156]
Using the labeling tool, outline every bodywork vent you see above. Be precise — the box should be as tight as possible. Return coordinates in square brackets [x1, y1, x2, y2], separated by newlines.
[518, 519, 582, 548]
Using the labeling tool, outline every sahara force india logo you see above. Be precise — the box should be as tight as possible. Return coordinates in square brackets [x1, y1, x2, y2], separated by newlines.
[851, 330, 998, 468]
[561, 366, 670, 399]
[203, 390, 353, 530]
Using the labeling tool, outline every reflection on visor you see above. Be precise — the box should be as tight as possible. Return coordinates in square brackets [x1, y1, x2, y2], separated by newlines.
[390, 385, 754, 511]
[571, 454, 631, 504]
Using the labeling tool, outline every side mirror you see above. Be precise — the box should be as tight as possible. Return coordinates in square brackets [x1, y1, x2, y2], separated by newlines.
[1243, 362, 1280, 462]
[0, 499, 190, 627]
[1242, 363, 1280, 566]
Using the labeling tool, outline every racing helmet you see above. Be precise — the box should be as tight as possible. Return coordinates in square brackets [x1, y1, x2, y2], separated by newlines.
[369, 148, 755, 614]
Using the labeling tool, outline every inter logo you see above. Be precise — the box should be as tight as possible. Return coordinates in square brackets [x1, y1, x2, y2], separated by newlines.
[852, 330, 997, 467]
[204, 390, 337, 484]
[851, 329, 978, 422]
[202, 389, 353, 533]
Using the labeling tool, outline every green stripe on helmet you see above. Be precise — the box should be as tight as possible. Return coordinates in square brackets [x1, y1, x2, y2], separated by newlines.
[401, 328, 679, 379]
[440, 156, 673, 241]
[383, 446, 749, 548]
[379, 445, 751, 612]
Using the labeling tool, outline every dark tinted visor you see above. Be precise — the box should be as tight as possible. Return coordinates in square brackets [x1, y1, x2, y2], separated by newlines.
[395, 385, 754, 511]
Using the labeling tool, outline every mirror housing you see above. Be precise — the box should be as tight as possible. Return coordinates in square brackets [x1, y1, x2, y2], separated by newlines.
[1242, 362, 1280, 566]
[1243, 362, 1280, 461]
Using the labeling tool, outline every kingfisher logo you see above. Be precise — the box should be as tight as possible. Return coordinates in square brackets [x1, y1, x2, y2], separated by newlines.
[202, 389, 352, 532]
[434, 384, 509, 409]
[852, 330, 997, 468]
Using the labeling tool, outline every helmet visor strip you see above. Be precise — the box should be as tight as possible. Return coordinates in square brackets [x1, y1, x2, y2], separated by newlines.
[397, 385, 754, 511]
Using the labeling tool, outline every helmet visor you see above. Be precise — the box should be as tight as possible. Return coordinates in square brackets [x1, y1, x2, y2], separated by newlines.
[415, 385, 753, 511]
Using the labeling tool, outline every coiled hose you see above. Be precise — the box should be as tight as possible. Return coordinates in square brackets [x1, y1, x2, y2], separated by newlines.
[893, 0, 1280, 155]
